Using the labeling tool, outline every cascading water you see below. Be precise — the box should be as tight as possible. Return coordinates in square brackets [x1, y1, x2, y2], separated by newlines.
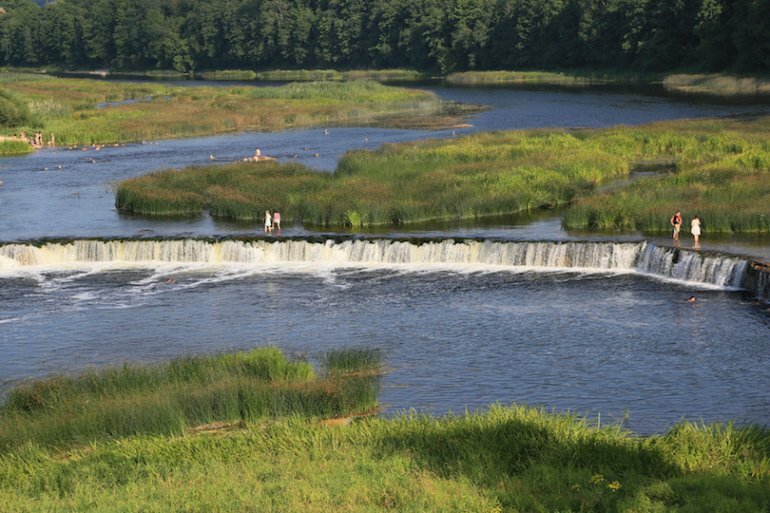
[0, 238, 764, 297]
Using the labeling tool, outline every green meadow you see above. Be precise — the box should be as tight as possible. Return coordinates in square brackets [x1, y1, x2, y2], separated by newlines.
[1, 387, 767, 511]
[116, 115, 770, 234]
[0, 73, 449, 152]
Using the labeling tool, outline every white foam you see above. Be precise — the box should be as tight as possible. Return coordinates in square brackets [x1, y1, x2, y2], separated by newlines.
[0, 238, 752, 291]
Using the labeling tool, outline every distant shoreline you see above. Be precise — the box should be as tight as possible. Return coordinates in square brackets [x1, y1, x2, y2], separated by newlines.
[11, 67, 770, 97]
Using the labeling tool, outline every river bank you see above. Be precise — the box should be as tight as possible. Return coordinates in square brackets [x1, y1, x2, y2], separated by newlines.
[0, 73, 460, 154]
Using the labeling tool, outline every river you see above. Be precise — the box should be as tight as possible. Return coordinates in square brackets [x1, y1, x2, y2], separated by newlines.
[1, 82, 768, 434]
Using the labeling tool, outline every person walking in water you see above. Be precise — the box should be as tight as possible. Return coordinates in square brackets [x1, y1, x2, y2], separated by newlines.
[690, 215, 702, 248]
[264, 210, 272, 233]
[273, 211, 281, 231]
[670, 210, 682, 242]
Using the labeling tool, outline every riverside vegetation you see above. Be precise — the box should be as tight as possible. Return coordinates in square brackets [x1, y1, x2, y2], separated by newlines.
[0, 351, 767, 512]
[0, 73, 453, 153]
[0, 347, 382, 452]
[117, 115, 770, 234]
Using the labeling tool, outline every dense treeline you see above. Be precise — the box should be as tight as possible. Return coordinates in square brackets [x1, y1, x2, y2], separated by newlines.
[0, 0, 768, 74]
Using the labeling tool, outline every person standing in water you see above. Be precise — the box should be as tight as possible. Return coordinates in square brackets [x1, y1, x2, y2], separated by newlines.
[690, 215, 702, 248]
[273, 211, 281, 231]
[264, 210, 272, 233]
[670, 210, 682, 242]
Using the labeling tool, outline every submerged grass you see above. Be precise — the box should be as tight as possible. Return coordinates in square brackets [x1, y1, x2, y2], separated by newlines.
[0, 347, 383, 453]
[117, 115, 770, 233]
[0, 404, 766, 512]
[0, 73, 446, 147]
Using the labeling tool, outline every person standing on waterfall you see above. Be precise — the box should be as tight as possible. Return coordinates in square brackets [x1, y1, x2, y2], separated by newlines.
[670, 210, 682, 242]
[273, 211, 281, 232]
[691, 215, 702, 248]
[264, 210, 272, 233]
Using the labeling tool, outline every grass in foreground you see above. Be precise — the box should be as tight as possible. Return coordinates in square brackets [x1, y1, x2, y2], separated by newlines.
[0, 404, 766, 512]
[0, 347, 382, 453]
[0, 73, 448, 148]
[116, 115, 770, 233]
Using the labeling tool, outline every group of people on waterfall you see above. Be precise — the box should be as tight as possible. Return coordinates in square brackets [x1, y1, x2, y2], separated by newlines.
[264, 210, 281, 233]
[670, 210, 701, 248]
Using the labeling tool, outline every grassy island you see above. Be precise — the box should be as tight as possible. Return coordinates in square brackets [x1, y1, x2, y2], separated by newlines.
[116, 115, 770, 234]
[0, 73, 455, 153]
[0, 349, 767, 512]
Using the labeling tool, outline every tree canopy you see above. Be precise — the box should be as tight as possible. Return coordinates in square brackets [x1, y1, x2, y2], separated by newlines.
[0, 0, 767, 74]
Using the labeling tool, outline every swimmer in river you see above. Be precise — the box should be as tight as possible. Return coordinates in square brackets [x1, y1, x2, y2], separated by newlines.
[687, 295, 697, 303]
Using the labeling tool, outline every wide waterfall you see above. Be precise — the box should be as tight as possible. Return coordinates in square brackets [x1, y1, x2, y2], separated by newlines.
[0, 237, 765, 297]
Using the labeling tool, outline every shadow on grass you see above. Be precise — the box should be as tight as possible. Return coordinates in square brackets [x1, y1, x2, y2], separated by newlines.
[374, 407, 769, 512]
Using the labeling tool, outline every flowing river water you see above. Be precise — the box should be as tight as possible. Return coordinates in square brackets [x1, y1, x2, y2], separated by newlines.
[1, 83, 769, 434]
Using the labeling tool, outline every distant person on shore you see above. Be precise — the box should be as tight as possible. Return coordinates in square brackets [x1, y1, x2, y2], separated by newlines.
[273, 211, 281, 231]
[264, 210, 272, 233]
[690, 215, 701, 248]
[49, 132, 55, 147]
[670, 210, 682, 242]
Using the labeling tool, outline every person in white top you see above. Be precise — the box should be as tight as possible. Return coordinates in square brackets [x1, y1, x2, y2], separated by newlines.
[690, 215, 702, 248]
[264, 210, 272, 233]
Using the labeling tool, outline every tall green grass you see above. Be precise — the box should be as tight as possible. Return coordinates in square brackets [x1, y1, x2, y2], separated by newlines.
[0, 347, 383, 453]
[0, 139, 33, 156]
[0, 405, 766, 512]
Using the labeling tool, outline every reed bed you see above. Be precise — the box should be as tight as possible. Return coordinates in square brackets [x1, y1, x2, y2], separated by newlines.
[663, 74, 770, 96]
[250, 69, 428, 82]
[0, 347, 383, 453]
[0, 73, 445, 146]
[0, 404, 766, 512]
[445, 70, 660, 87]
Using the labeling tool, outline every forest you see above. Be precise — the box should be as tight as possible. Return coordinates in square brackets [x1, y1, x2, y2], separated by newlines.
[0, 0, 768, 75]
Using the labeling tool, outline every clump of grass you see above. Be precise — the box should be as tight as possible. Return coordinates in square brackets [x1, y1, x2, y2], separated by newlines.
[0, 404, 766, 512]
[199, 69, 258, 80]
[0, 347, 382, 452]
[0, 139, 33, 156]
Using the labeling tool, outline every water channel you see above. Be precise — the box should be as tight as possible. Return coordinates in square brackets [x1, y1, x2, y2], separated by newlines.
[1, 82, 769, 434]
